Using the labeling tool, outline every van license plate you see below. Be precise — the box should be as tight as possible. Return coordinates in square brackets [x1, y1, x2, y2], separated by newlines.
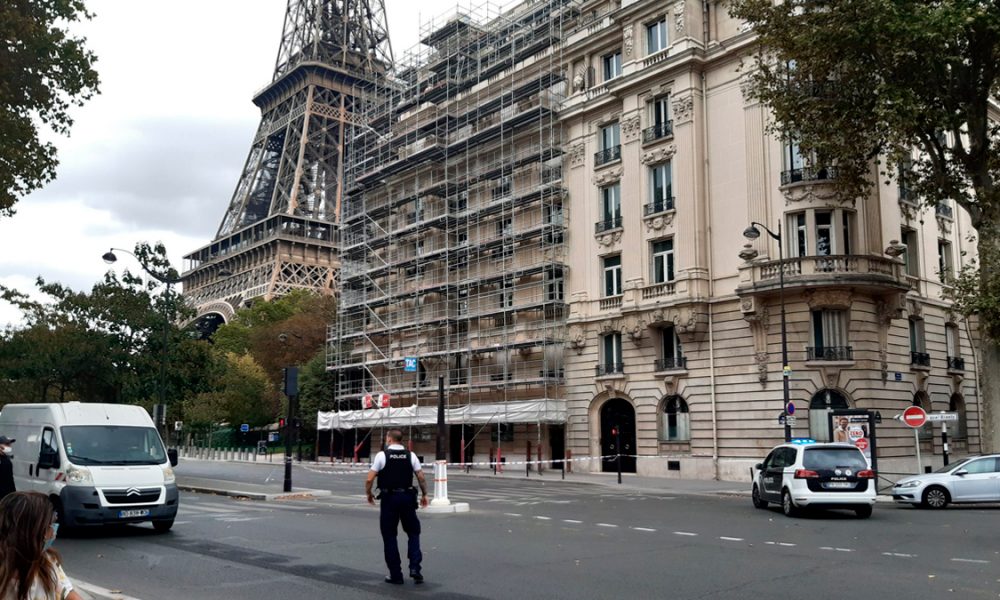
[825, 482, 853, 489]
[119, 509, 150, 518]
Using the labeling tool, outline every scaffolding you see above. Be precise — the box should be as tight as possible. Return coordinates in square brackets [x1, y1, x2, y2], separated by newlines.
[327, 0, 578, 450]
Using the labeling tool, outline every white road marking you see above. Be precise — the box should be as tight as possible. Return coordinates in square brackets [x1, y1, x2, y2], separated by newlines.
[820, 547, 855, 552]
[217, 517, 264, 522]
[504, 513, 522, 517]
[596, 523, 618, 528]
[673, 531, 698, 536]
[882, 552, 916, 558]
[950, 558, 990, 564]
[534, 516, 552, 520]
[631, 527, 657, 532]
[719, 537, 744, 542]
[563, 519, 583, 524]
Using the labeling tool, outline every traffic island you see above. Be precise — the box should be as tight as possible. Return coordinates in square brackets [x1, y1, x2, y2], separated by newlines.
[176, 476, 332, 501]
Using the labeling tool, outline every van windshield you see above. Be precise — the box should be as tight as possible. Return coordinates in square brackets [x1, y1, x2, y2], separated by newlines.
[61, 426, 167, 466]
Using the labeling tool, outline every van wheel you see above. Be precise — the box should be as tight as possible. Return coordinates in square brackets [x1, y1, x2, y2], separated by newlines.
[752, 485, 768, 509]
[922, 486, 949, 509]
[854, 505, 873, 519]
[152, 519, 174, 533]
[781, 489, 798, 517]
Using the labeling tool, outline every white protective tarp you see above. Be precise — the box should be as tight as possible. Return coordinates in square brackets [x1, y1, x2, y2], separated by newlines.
[316, 399, 566, 430]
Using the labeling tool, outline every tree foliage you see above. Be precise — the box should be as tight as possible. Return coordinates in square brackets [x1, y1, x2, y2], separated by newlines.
[0, 0, 100, 216]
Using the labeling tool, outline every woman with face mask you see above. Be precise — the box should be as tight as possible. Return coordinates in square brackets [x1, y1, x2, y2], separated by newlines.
[0, 492, 82, 600]
[0, 436, 14, 501]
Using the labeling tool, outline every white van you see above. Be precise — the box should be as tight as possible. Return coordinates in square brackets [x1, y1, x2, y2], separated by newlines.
[0, 403, 179, 531]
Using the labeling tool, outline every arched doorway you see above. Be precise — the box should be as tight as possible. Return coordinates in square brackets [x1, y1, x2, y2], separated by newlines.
[808, 389, 849, 441]
[600, 398, 636, 473]
[949, 393, 967, 440]
[913, 392, 932, 439]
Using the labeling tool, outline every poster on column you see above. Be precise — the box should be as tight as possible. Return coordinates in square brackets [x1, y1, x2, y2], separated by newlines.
[830, 413, 871, 462]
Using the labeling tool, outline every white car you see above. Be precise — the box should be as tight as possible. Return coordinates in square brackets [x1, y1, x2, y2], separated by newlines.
[751, 440, 877, 518]
[891, 455, 1000, 509]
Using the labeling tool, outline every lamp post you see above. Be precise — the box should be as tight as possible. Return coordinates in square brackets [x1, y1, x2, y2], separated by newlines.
[743, 223, 792, 443]
[102, 247, 231, 446]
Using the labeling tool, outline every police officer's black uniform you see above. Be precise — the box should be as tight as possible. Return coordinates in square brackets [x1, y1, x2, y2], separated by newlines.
[376, 447, 423, 583]
[0, 437, 15, 501]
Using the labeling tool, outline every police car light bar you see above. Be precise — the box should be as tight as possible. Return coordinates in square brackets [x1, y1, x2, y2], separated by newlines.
[790, 438, 817, 444]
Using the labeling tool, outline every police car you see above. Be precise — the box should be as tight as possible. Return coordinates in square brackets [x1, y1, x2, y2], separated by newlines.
[751, 439, 876, 518]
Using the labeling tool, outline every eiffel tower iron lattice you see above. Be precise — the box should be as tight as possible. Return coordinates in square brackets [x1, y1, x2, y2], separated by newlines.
[182, 0, 393, 327]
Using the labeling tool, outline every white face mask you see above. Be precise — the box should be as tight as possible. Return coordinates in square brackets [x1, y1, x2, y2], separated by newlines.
[1, 446, 12, 456]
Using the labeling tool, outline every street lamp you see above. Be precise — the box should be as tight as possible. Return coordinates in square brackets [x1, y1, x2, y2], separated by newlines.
[102, 247, 231, 445]
[743, 223, 792, 443]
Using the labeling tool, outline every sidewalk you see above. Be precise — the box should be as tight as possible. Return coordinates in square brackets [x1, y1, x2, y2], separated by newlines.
[176, 475, 333, 501]
[71, 578, 143, 600]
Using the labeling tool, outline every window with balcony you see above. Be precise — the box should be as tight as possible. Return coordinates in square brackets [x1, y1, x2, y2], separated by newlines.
[781, 137, 834, 184]
[647, 17, 669, 54]
[544, 204, 564, 244]
[661, 396, 690, 442]
[785, 209, 854, 258]
[809, 309, 851, 360]
[937, 239, 953, 282]
[596, 123, 621, 166]
[603, 255, 622, 297]
[898, 158, 916, 205]
[644, 95, 673, 143]
[546, 267, 564, 301]
[651, 238, 675, 284]
[909, 318, 929, 367]
[656, 325, 684, 371]
[646, 162, 673, 215]
[946, 324, 963, 371]
[598, 332, 623, 376]
[901, 227, 919, 277]
[597, 183, 622, 232]
[602, 51, 622, 81]
[791, 213, 807, 258]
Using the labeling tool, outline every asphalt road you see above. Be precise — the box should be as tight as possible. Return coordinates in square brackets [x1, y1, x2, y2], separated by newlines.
[56, 461, 1000, 600]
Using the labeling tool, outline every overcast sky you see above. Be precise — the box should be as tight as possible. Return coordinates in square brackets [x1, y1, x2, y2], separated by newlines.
[0, 0, 514, 328]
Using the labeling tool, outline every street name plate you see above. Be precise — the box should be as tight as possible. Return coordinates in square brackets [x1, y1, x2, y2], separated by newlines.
[927, 413, 959, 422]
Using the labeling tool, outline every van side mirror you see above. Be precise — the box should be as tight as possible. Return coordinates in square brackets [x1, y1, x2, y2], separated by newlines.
[167, 448, 178, 468]
[37, 449, 59, 470]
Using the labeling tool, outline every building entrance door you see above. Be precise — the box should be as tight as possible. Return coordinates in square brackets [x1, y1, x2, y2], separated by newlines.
[600, 398, 636, 473]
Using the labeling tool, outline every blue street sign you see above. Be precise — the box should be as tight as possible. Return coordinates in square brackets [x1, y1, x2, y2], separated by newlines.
[786, 403, 795, 415]
[894, 372, 903, 382]
[240, 423, 249, 433]
[404, 357, 418, 372]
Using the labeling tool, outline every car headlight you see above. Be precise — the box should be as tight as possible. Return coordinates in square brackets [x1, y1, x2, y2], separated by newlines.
[162, 466, 175, 484]
[897, 480, 922, 488]
[65, 465, 93, 485]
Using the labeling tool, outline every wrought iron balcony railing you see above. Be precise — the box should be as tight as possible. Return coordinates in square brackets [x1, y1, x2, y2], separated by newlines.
[781, 166, 838, 185]
[644, 196, 675, 216]
[595, 145, 621, 166]
[910, 351, 931, 367]
[935, 203, 954, 219]
[806, 346, 854, 361]
[654, 357, 687, 371]
[642, 121, 674, 143]
[947, 356, 965, 371]
[596, 363, 625, 376]
[595, 215, 623, 233]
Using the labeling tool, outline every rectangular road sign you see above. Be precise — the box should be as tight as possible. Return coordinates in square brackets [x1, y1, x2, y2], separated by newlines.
[240, 423, 250, 432]
[404, 357, 418, 372]
[927, 412, 959, 422]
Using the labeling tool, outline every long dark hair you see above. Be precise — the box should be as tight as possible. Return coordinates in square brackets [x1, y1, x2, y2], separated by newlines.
[0, 492, 60, 600]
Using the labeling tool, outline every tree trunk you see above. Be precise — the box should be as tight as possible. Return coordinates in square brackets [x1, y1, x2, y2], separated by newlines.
[975, 222, 1000, 453]
[977, 338, 1000, 453]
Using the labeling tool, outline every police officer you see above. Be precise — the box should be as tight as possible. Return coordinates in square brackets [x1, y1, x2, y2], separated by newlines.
[0, 436, 15, 500]
[365, 429, 428, 585]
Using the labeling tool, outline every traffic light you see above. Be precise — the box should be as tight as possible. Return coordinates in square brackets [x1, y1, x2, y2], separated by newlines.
[278, 417, 286, 428]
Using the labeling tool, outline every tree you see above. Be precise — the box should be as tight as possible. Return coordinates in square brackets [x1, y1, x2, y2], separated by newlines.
[205, 352, 278, 429]
[729, 0, 1000, 449]
[0, 0, 100, 216]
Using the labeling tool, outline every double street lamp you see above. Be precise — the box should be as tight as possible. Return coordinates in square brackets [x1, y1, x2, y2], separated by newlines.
[101, 247, 230, 444]
[743, 223, 792, 443]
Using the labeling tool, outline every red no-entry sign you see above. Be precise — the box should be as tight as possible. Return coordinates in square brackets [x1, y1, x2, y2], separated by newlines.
[902, 406, 928, 428]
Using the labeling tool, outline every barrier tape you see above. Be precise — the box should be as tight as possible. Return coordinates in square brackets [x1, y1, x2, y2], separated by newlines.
[300, 454, 661, 476]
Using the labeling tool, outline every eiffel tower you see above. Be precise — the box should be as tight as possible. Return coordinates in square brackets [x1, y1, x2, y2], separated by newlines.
[182, 0, 392, 328]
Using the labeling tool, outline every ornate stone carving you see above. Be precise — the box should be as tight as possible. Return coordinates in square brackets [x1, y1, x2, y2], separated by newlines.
[573, 71, 586, 93]
[596, 230, 623, 247]
[740, 296, 757, 315]
[672, 94, 694, 124]
[875, 295, 905, 324]
[673, 1, 685, 34]
[906, 298, 923, 318]
[756, 352, 769, 386]
[643, 210, 675, 232]
[805, 289, 853, 310]
[569, 142, 585, 168]
[625, 316, 645, 343]
[937, 215, 953, 235]
[879, 349, 888, 382]
[567, 325, 586, 354]
[622, 115, 641, 143]
[640, 144, 678, 166]
[592, 166, 624, 186]
[623, 24, 634, 58]
[780, 183, 844, 205]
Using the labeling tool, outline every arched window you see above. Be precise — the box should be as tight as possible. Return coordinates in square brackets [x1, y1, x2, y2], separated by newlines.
[808, 389, 849, 441]
[949, 394, 967, 440]
[661, 396, 690, 442]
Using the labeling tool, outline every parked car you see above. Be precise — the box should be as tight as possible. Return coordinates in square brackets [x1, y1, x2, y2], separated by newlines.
[891, 455, 1000, 509]
[751, 440, 876, 518]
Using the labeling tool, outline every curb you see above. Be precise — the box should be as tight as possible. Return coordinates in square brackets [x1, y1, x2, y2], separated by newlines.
[72, 579, 143, 600]
[176, 483, 333, 501]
